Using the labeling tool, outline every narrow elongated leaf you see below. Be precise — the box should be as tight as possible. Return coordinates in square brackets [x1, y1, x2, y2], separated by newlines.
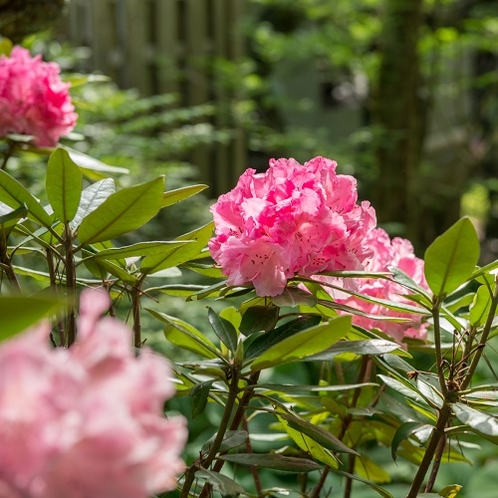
[424, 217, 480, 297]
[0, 296, 66, 341]
[453, 402, 498, 436]
[46, 148, 82, 222]
[221, 453, 321, 472]
[161, 184, 208, 207]
[271, 286, 318, 307]
[331, 469, 394, 498]
[418, 484, 462, 497]
[202, 430, 248, 453]
[62, 145, 129, 176]
[77, 177, 164, 244]
[307, 339, 408, 361]
[245, 315, 322, 360]
[140, 222, 214, 274]
[355, 455, 390, 483]
[250, 315, 351, 371]
[469, 285, 492, 327]
[146, 308, 222, 360]
[207, 307, 238, 353]
[0, 170, 52, 227]
[195, 470, 245, 497]
[279, 412, 357, 455]
[378, 375, 428, 405]
[0, 203, 27, 236]
[88, 240, 190, 261]
[391, 421, 432, 462]
[70, 178, 115, 229]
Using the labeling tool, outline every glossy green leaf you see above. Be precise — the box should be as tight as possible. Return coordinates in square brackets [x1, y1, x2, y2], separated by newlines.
[77, 177, 164, 244]
[202, 430, 248, 453]
[70, 178, 115, 229]
[0, 203, 27, 236]
[196, 469, 245, 497]
[191, 380, 214, 419]
[207, 307, 238, 353]
[378, 375, 428, 406]
[391, 421, 432, 462]
[250, 315, 351, 371]
[453, 402, 498, 437]
[88, 240, 190, 261]
[140, 222, 214, 274]
[221, 453, 321, 472]
[424, 217, 480, 297]
[307, 339, 409, 361]
[62, 145, 129, 177]
[0, 295, 66, 342]
[355, 455, 390, 483]
[0, 169, 52, 227]
[146, 308, 221, 360]
[245, 315, 322, 360]
[469, 285, 492, 327]
[161, 184, 208, 207]
[46, 148, 82, 222]
[81, 248, 137, 284]
[239, 305, 279, 335]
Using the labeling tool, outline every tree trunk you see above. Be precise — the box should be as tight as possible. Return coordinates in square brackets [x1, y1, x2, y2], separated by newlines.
[371, 0, 426, 251]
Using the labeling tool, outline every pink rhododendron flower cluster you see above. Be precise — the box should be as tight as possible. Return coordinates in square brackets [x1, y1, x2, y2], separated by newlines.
[332, 228, 429, 343]
[0, 290, 187, 498]
[209, 156, 376, 296]
[0, 46, 77, 147]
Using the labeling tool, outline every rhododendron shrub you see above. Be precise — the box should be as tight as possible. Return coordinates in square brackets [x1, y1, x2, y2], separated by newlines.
[0, 290, 187, 498]
[209, 156, 376, 296]
[0, 46, 77, 147]
[331, 227, 429, 343]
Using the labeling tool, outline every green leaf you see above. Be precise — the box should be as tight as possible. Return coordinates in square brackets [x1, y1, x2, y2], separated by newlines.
[307, 339, 409, 361]
[0, 295, 66, 342]
[378, 374, 429, 406]
[424, 217, 480, 297]
[239, 305, 279, 335]
[140, 222, 214, 274]
[330, 469, 394, 498]
[469, 285, 492, 327]
[70, 178, 115, 229]
[88, 240, 190, 261]
[271, 286, 318, 307]
[195, 469, 245, 497]
[202, 430, 248, 453]
[391, 421, 432, 462]
[146, 308, 222, 360]
[46, 148, 82, 222]
[77, 177, 164, 244]
[277, 410, 358, 455]
[207, 307, 238, 353]
[453, 402, 498, 437]
[0, 170, 52, 227]
[191, 380, 214, 419]
[161, 184, 208, 207]
[0, 203, 27, 236]
[245, 315, 322, 360]
[220, 453, 321, 472]
[355, 455, 391, 483]
[418, 484, 462, 497]
[250, 315, 351, 371]
[61, 145, 129, 177]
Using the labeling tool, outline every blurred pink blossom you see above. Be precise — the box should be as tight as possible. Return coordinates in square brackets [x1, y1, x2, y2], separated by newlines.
[332, 228, 429, 343]
[0, 289, 187, 498]
[0, 46, 77, 147]
[209, 156, 377, 296]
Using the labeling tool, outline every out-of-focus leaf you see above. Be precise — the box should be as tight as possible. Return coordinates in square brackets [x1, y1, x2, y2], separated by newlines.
[271, 286, 318, 307]
[0, 203, 27, 236]
[221, 453, 321, 472]
[191, 380, 214, 419]
[469, 285, 492, 327]
[250, 316, 351, 371]
[0, 295, 66, 342]
[355, 455, 390, 483]
[391, 421, 432, 462]
[202, 430, 248, 453]
[424, 217, 480, 297]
